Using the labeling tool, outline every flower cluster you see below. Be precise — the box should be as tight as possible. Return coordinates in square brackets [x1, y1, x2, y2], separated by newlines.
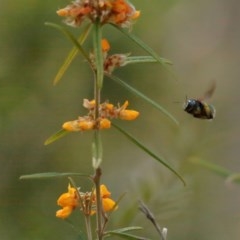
[56, 184, 117, 219]
[56, 0, 140, 28]
[62, 99, 139, 132]
[101, 39, 128, 74]
[90, 38, 128, 74]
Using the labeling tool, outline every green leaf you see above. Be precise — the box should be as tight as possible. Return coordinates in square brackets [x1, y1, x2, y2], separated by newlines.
[45, 22, 91, 65]
[113, 123, 186, 186]
[225, 173, 240, 184]
[105, 231, 151, 240]
[54, 47, 78, 85]
[19, 172, 90, 180]
[106, 74, 179, 125]
[112, 25, 170, 66]
[53, 23, 93, 85]
[125, 56, 172, 65]
[189, 157, 231, 177]
[106, 227, 143, 234]
[189, 157, 240, 184]
[44, 129, 69, 145]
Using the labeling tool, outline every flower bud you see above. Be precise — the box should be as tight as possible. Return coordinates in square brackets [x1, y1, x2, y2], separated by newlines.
[62, 121, 79, 131]
[119, 110, 139, 120]
[78, 120, 94, 130]
[99, 118, 111, 129]
[101, 39, 110, 52]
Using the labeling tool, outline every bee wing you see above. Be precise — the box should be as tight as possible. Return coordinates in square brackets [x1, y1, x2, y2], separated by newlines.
[198, 81, 216, 101]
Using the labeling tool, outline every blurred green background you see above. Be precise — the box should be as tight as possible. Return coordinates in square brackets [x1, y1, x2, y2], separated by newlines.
[1, 0, 240, 239]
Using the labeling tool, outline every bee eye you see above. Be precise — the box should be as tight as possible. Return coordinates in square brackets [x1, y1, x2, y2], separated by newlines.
[188, 99, 195, 106]
[184, 99, 195, 111]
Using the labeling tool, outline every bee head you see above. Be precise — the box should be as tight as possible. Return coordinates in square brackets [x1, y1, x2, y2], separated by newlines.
[183, 98, 197, 112]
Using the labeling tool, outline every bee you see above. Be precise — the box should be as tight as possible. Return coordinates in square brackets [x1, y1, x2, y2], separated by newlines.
[184, 82, 216, 119]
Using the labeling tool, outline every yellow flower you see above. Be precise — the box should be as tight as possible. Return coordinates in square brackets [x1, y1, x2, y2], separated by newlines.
[100, 184, 118, 212]
[101, 39, 111, 52]
[83, 99, 96, 110]
[56, 184, 117, 219]
[99, 118, 111, 129]
[62, 120, 79, 131]
[56, 206, 73, 219]
[62, 118, 95, 132]
[93, 184, 118, 213]
[62, 99, 139, 132]
[110, 0, 140, 27]
[118, 100, 139, 120]
[56, 184, 79, 219]
[78, 119, 95, 130]
[119, 109, 139, 120]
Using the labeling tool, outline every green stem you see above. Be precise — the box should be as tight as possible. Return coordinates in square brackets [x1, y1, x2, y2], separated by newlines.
[92, 18, 104, 240]
[92, 19, 103, 168]
[93, 168, 103, 240]
[93, 20, 104, 90]
[85, 215, 93, 240]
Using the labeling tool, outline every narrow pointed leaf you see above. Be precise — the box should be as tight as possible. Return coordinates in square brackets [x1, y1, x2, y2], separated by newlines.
[106, 227, 143, 233]
[225, 173, 240, 184]
[189, 157, 231, 177]
[53, 23, 92, 85]
[112, 25, 170, 66]
[45, 22, 91, 65]
[19, 172, 90, 180]
[54, 47, 78, 85]
[105, 231, 151, 240]
[107, 74, 179, 125]
[44, 129, 69, 145]
[125, 56, 172, 65]
[189, 157, 240, 184]
[113, 123, 186, 186]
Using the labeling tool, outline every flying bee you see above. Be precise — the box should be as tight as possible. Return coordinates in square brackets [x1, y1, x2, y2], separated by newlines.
[184, 82, 216, 119]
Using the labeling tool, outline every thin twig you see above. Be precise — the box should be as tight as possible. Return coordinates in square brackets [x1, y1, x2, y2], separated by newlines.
[138, 200, 167, 240]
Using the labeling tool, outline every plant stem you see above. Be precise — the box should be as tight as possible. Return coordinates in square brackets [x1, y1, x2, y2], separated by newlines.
[92, 18, 103, 169]
[93, 19, 103, 90]
[85, 215, 93, 240]
[93, 167, 103, 240]
[92, 18, 104, 240]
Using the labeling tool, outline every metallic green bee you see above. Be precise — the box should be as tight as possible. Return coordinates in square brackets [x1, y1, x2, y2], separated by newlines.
[184, 83, 216, 120]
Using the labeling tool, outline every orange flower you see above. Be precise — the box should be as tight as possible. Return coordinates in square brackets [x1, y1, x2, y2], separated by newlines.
[110, 0, 140, 26]
[92, 184, 118, 213]
[62, 118, 94, 131]
[78, 118, 95, 130]
[57, 0, 139, 28]
[62, 99, 139, 132]
[101, 39, 110, 52]
[119, 109, 139, 120]
[56, 184, 79, 219]
[100, 184, 118, 212]
[62, 120, 79, 131]
[56, 184, 117, 219]
[118, 100, 139, 120]
[99, 118, 111, 129]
